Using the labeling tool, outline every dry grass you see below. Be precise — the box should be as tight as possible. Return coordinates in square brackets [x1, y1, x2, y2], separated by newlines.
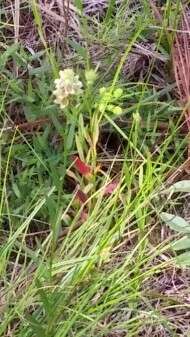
[3, 1, 165, 85]
[123, 41, 167, 83]
[3, 0, 80, 52]
[140, 267, 190, 337]
[173, 7, 190, 131]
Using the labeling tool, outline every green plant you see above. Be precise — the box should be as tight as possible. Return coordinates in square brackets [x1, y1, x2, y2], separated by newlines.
[161, 180, 190, 267]
[1, 1, 190, 336]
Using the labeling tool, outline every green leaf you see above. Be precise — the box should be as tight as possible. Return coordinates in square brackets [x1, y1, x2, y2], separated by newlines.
[172, 236, 190, 251]
[176, 251, 190, 267]
[75, 134, 84, 161]
[73, 0, 83, 11]
[12, 183, 21, 198]
[66, 121, 76, 151]
[160, 212, 190, 234]
[104, 0, 116, 22]
[0, 44, 18, 68]
[170, 180, 190, 193]
[68, 39, 87, 60]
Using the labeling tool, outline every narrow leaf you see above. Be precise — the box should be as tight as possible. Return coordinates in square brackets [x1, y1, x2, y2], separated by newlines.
[68, 39, 87, 59]
[176, 251, 190, 267]
[160, 212, 190, 234]
[72, 156, 92, 176]
[172, 236, 190, 251]
[171, 180, 190, 193]
[75, 134, 85, 161]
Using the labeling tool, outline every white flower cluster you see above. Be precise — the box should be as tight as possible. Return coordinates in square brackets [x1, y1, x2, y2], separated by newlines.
[53, 69, 83, 109]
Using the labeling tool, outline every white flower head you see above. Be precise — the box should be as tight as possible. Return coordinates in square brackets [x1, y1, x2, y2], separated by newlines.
[53, 68, 83, 109]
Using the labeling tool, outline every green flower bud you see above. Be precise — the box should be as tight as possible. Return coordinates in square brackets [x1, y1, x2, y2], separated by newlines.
[112, 106, 122, 115]
[85, 69, 97, 85]
[113, 88, 123, 99]
[99, 87, 107, 95]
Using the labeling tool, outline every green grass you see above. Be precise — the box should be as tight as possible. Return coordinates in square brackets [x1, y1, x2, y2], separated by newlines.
[0, 1, 189, 336]
[0, 128, 183, 336]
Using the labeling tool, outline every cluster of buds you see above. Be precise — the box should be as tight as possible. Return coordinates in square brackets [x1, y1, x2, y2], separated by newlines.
[53, 69, 83, 109]
[98, 87, 123, 115]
